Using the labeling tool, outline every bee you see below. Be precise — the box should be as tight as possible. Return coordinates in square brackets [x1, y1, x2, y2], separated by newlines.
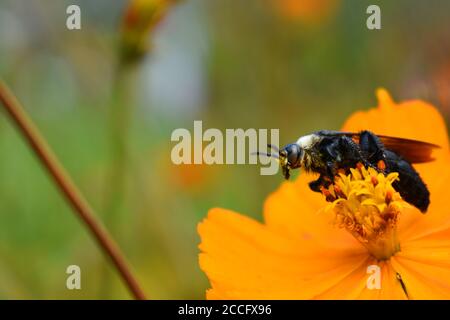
[262, 130, 440, 213]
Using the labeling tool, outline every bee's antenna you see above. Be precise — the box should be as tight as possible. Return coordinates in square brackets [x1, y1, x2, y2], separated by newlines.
[267, 144, 279, 152]
[251, 151, 279, 159]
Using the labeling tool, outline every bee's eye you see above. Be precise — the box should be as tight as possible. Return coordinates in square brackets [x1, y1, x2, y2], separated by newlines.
[287, 150, 298, 164]
[284, 144, 302, 166]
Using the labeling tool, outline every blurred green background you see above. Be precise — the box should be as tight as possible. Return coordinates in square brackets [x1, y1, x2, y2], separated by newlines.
[0, 0, 449, 299]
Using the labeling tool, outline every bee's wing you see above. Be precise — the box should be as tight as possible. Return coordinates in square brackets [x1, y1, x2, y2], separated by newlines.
[335, 131, 441, 164]
[374, 135, 440, 163]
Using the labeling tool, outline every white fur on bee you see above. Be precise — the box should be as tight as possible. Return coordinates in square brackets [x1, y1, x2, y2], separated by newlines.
[296, 134, 320, 149]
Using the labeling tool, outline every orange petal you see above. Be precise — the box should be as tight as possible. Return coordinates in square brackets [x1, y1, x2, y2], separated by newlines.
[352, 260, 408, 300]
[398, 163, 450, 243]
[377, 261, 409, 300]
[263, 174, 364, 251]
[342, 88, 449, 151]
[314, 257, 371, 299]
[391, 255, 450, 299]
[399, 208, 450, 265]
[199, 208, 368, 299]
[309, 259, 409, 300]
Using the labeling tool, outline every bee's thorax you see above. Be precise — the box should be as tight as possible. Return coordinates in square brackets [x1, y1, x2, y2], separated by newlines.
[300, 152, 315, 172]
[296, 134, 320, 149]
[296, 134, 321, 171]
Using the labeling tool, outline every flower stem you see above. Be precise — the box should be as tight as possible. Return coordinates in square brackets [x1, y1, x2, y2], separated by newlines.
[98, 61, 134, 298]
[0, 79, 147, 300]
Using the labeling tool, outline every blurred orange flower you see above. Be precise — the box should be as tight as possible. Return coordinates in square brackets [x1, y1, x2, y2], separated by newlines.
[198, 89, 450, 299]
[119, 0, 178, 63]
[273, 0, 341, 24]
[169, 162, 218, 194]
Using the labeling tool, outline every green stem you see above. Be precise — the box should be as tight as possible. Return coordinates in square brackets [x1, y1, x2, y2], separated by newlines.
[97, 61, 136, 298]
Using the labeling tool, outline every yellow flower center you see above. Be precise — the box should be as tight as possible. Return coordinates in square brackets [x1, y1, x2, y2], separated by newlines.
[322, 164, 406, 260]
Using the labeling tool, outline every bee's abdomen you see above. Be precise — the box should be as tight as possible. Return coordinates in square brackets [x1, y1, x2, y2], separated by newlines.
[385, 152, 430, 213]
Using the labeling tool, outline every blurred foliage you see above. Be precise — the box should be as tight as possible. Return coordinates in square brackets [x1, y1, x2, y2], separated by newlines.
[0, 0, 449, 299]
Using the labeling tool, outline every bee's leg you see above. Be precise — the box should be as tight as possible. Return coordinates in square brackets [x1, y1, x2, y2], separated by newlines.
[309, 174, 336, 202]
[326, 162, 337, 181]
[322, 137, 362, 175]
[308, 174, 330, 192]
[359, 130, 387, 170]
[334, 136, 371, 168]
[308, 178, 322, 192]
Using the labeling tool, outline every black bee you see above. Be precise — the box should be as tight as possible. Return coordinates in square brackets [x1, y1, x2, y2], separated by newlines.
[265, 130, 440, 213]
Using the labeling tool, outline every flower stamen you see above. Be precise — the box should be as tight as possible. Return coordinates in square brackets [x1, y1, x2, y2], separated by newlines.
[323, 165, 406, 260]
[377, 160, 386, 171]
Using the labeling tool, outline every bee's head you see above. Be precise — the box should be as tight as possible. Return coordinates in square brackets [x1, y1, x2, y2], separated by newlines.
[254, 143, 304, 180]
[279, 143, 303, 180]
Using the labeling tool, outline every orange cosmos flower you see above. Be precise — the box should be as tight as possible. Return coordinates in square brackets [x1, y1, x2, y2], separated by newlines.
[198, 89, 450, 299]
[119, 0, 178, 64]
[273, 0, 341, 24]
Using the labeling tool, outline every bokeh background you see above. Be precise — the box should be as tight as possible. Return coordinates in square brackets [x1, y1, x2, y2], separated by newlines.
[0, 0, 449, 299]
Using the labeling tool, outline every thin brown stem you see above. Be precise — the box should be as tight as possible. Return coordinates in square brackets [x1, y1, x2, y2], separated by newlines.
[0, 80, 147, 300]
